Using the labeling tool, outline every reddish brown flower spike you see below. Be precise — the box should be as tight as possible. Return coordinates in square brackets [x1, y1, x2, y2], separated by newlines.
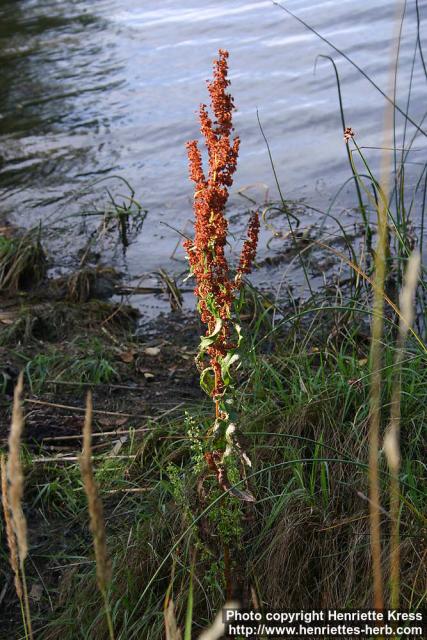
[236, 211, 260, 284]
[185, 50, 259, 398]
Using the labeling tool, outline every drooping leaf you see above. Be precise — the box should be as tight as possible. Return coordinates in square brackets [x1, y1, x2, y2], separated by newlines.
[200, 367, 215, 396]
[225, 422, 252, 468]
[199, 318, 223, 352]
[228, 486, 256, 502]
[234, 323, 243, 347]
[220, 351, 240, 387]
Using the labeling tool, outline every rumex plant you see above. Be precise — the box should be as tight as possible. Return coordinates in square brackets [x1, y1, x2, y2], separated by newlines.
[184, 49, 259, 500]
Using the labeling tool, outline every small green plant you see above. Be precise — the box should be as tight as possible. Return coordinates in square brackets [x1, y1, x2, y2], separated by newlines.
[25, 353, 61, 394]
[24, 341, 118, 393]
[78, 176, 147, 259]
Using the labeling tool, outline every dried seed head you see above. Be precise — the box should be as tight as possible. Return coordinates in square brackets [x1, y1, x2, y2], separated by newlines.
[344, 126, 355, 143]
[80, 391, 111, 592]
[7, 372, 28, 565]
[235, 210, 260, 285]
[383, 429, 400, 473]
[1, 453, 23, 599]
[198, 602, 239, 640]
[398, 251, 421, 340]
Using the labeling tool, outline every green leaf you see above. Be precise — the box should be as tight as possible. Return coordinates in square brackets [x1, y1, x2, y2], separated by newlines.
[199, 317, 223, 351]
[200, 367, 215, 396]
[321, 462, 329, 509]
[221, 351, 240, 387]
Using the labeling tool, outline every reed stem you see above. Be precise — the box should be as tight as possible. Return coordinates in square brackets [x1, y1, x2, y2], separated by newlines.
[368, 0, 404, 610]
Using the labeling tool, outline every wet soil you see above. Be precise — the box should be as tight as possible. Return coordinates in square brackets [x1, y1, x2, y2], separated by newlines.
[0, 303, 204, 451]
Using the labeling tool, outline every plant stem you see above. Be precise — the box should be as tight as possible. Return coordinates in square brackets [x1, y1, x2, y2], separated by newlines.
[224, 544, 232, 600]
[101, 588, 116, 640]
[21, 565, 33, 640]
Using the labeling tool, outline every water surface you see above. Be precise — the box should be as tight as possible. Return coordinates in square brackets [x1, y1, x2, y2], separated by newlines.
[0, 0, 425, 311]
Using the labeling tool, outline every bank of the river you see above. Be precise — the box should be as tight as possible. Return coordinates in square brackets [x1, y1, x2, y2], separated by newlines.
[0, 222, 426, 639]
[1, 0, 426, 292]
[0, 275, 205, 448]
[0, 246, 204, 635]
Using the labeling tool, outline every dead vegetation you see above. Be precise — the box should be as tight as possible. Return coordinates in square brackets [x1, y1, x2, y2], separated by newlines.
[0, 231, 47, 294]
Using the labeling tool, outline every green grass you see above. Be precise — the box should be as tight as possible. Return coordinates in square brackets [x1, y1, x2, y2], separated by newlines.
[1, 5, 426, 638]
[4, 308, 424, 639]
[24, 339, 118, 393]
[0, 230, 47, 293]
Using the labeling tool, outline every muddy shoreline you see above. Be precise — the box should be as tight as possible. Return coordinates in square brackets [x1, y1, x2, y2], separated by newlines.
[0, 207, 281, 444]
[1, 224, 425, 639]
[0, 301, 204, 447]
[0, 204, 392, 455]
[0, 204, 372, 451]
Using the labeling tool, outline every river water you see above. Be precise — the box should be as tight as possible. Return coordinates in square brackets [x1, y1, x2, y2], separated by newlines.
[0, 0, 426, 313]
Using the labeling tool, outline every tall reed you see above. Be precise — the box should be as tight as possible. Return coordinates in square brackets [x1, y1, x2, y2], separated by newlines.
[368, 0, 405, 610]
[79, 390, 115, 640]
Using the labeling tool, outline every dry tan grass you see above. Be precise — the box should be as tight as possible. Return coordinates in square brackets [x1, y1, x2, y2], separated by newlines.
[1, 453, 22, 600]
[79, 390, 114, 640]
[258, 499, 372, 608]
[246, 397, 424, 610]
[198, 602, 239, 640]
[164, 599, 183, 640]
[5, 372, 33, 639]
[80, 390, 112, 591]
[367, 0, 407, 610]
[7, 372, 28, 564]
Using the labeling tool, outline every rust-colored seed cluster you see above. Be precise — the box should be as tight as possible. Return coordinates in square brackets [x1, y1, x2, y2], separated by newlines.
[235, 212, 260, 286]
[184, 49, 259, 398]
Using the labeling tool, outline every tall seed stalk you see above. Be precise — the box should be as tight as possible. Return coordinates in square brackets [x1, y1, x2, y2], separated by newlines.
[80, 391, 115, 640]
[184, 49, 259, 490]
[368, 0, 404, 609]
[5, 372, 33, 639]
[1, 453, 27, 635]
[369, 184, 387, 612]
[184, 49, 259, 599]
